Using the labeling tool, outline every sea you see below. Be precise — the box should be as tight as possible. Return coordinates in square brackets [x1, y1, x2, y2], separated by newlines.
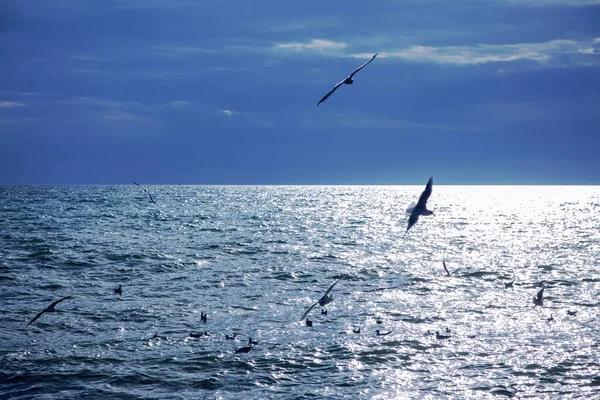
[0, 185, 599, 399]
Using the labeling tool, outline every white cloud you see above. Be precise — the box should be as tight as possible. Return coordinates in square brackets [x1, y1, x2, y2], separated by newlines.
[366, 39, 599, 65]
[221, 109, 234, 116]
[0, 101, 27, 108]
[276, 39, 347, 52]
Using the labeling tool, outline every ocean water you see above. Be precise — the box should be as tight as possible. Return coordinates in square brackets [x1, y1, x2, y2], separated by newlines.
[1, 185, 599, 399]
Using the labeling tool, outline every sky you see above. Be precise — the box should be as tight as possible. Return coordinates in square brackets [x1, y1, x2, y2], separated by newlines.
[1, 0, 599, 185]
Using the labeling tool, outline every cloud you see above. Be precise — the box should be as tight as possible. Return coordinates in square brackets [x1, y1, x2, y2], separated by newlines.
[221, 109, 234, 116]
[0, 101, 27, 108]
[363, 38, 599, 65]
[276, 39, 347, 52]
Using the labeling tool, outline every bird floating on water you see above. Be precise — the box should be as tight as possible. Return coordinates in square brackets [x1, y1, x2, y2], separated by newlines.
[306, 319, 313, 327]
[436, 331, 451, 340]
[404, 177, 434, 238]
[353, 328, 361, 334]
[26, 296, 72, 327]
[321, 309, 328, 316]
[113, 285, 122, 296]
[300, 279, 342, 321]
[201, 312, 208, 323]
[248, 337, 259, 345]
[547, 314, 554, 322]
[504, 280, 515, 289]
[132, 181, 156, 204]
[567, 310, 577, 316]
[442, 259, 461, 277]
[226, 333, 237, 340]
[375, 330, 392, 336]
[533, 288, 544, 307]
[236, 346, 253, 353]
[317, 53, 377, 106]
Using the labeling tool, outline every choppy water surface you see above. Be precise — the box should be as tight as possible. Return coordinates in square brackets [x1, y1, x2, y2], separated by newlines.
[1, 185, 599, 399]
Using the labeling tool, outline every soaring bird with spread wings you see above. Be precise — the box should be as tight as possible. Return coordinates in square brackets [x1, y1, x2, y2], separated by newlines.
[317, 54, 378, 106]
[26, 296, 72, 327]
[300, 280, 341, 321]
[404, 176, 434, 238]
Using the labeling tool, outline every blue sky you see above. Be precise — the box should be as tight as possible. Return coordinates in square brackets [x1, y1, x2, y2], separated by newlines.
[1, 0, 599, 184]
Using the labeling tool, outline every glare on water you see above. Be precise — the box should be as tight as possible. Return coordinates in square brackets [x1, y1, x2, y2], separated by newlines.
[0, 185, 599, 399]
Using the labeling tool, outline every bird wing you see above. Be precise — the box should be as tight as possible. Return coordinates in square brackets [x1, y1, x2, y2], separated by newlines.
[300, 302, 319, 321]
[147, 192, 156, 204]
[443, 260, 450, 276]
[50, 295, 72, 308]
[26, 310, 45, 327]
[403, 212, 419, 238]
[405, 201, 416, 217]
[132, 181, 144, 189]
[415, 177, 433, 210]
[348, 53, 378, 79]
[323, 279, 341, 298]
[537, 288, 544, 301]
[317, 80, 345, 106]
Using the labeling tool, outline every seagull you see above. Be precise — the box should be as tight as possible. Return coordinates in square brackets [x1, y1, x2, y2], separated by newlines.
[442, 259, 461, 277]
[547, 314, 554, 322]
[436, 331, 451, 340]
[533, 288, 544, 307]
[132, 181, 156, 204]
[300, 279, 341, 321]
[113, 285, 122, 296]
[26, 296, 72, 327]
[375, 330, 392, 336]
[226, 333, 237, 340]
[305, 319, 313, 327]
[321, 309, 328, 316]
[403, 176, 434, 238]
[504, 280, 515, 289]
[317, 53, 378, 106]
[567, 310, 577, 316]
[353, 328, 361, 334]
[248, 337, 259, 345]
[200, 312, 208, 323]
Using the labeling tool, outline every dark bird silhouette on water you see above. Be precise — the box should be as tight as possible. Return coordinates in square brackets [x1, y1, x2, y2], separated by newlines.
[300, 279, 342, 321]
[436, 331, 451, 340]
[504, 280, 515, 289]
[404, 177, 434, 238]
[442, 259, 461, 277]
[113, 285, 122, 296]
[26, 296, 72, 327]
[375, 330, 392, 336]
[201, 312, 208, 323]
[236, 346, 253, 353]
[248, 337, 259, 345]
[132, 181, 156, 204]
[533, 288, 544, 307]
[567, 310, 577, 316]
[305, 319, 313, 327]
[317, 53, 378, 106]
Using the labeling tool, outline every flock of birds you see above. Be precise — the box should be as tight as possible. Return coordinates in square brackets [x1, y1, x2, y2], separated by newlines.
[23, 58, 579, 380]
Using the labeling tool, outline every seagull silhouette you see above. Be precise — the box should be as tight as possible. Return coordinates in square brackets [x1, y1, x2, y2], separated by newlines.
[435, 331, 451, 340]
[504, 280, 515, 289]
[317, 53, 377, 106]
[132, 181, 156, 204]
[300, 279, 341, 321]
[403, 176, 434, 238]
[533, 287, 544, 307]
[26, 296, 72, 327]
[375, 330, 392, 336]
[442, 259, 461, 277]
[113, 285, 122, 296]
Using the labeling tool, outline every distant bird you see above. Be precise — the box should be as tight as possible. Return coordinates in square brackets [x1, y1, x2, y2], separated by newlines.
[567, 310, 577, 316]
[533, 288, 544, 307]
[300, 279, 342, 321]
[353, 328, 361, 334]
[375, 330, 392, 336]
[26, 296, 72, 327]
[226, 333, 237, 340]
[201, 312, 208, 323]
[248, 337, 259, 345]
[132, 181, 156, 204]
[152, 332, 160, 339]
[189, 332, 203, 338]
[317, 53, 378, 106]
[436, 331, 451, 340]
[547, 314, 554, 322]
[113, 285, 122, 296]
[442, 259, 461, 277]
[375, 318, 383, 325]
[321, 309, 328, 316]
[236, 346, 253, 353]
[306, 319, 313, 327]
[504, 280, 515, 289]
[403, 177, 434, 238]
[445, 327, 451, 333]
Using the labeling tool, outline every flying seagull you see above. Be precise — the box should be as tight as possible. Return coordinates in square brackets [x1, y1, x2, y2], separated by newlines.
[533, 288, 544, 307]
[26, 296, 72, 327]
[132, 181, 156, 204]
[317, 53, 378, 106]
[442, 259, 461, 277]
[403, 176, 434, 238]
[300, 279, 341, 321]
